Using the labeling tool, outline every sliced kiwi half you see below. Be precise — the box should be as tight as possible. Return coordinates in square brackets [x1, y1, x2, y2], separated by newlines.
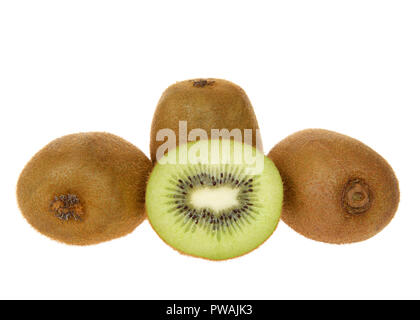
[146, 139, 283, 260]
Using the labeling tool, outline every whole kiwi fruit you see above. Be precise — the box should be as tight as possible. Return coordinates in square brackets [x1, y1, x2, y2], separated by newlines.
[17, 132, 152, 245]
[268, 129, 399, 244]
[150, 78, 262, 163]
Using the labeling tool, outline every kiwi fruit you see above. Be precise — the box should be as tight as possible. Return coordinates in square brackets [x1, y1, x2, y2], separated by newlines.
[146, 139, 283, 260]
[268, 129, 399, 244]
[17, 132, 152, 245]
[150, 78, 262, 163]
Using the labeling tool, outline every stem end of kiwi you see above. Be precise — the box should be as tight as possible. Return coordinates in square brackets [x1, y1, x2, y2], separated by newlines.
[50, 194, 84, 221]
[342, 178, 371, 215]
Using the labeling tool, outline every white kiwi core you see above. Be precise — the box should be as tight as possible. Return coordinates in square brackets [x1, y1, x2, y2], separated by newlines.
[189, 186, 240, 214]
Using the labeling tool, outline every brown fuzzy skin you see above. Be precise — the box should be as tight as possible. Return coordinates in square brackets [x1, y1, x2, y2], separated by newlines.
[150, 78, 262, 163]
[17, 132, 152, 245]
[268, 129, 400, 244]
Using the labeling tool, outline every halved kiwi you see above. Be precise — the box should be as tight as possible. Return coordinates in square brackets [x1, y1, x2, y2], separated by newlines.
[17, 132, 152, 245]
[268, 129, 400, 244]
[146, 139, 283, 260]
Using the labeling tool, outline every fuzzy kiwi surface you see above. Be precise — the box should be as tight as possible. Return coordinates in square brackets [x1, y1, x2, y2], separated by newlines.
[268, 129, 399, 244]
[17, 132, 152, 245]
[150, 78, 262, 163]
[146, 139, 283, 260]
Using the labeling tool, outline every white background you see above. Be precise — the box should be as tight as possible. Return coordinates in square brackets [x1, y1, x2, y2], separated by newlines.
[0, 1, 419, 300]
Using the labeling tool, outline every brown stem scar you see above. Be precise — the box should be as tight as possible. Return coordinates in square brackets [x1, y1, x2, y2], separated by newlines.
[50, 194, 84, 221]
[192, 79, 215, 88]
[342, 179, 372, 214]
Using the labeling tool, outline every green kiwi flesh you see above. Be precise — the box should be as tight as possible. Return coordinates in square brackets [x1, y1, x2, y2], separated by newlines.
[17, 132, 152, 245]
[146, 139, 283, 260]
[268, 129, 400, 244]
